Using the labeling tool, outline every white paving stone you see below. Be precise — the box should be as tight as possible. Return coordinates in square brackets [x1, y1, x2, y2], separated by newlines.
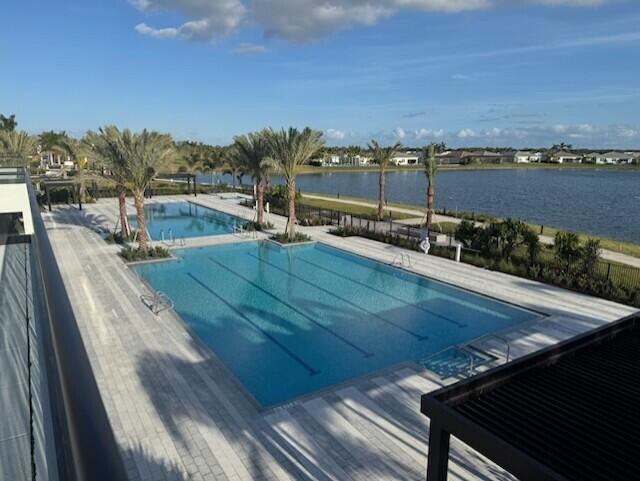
[44, 194, 638, 481]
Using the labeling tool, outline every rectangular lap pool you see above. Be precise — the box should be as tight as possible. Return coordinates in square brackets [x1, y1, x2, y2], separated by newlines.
[133, 241, 539, 407]
[129, 201, 242, 240]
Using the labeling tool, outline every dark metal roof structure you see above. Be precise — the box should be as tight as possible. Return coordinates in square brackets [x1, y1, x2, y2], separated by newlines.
[421, 313, 640, 481]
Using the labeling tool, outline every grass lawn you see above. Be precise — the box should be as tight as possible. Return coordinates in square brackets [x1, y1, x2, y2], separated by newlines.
[297, 196, 416, 220]
[302, 192, 640, 259]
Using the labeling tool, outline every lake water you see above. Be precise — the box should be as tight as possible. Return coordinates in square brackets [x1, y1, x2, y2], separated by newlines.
[201, 169, 640, 244]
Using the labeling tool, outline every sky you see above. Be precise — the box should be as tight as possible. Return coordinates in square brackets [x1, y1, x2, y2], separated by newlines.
[1, 0, 639, 148]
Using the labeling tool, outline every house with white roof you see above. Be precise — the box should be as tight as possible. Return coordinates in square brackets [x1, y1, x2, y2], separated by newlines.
[586, 151, 637, 164]
[549, 151, 583, 164]
[392, 151, 421, 166]
[512, 151, 543, 163]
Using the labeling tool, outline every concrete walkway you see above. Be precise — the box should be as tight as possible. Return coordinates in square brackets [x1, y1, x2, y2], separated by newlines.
[302, 193, 640, 268]
[45, 194, 636, 481]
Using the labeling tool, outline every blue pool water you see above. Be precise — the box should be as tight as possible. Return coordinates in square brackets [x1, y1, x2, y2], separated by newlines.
[130, 202, 242, 240]
[133, 242, 539, 407]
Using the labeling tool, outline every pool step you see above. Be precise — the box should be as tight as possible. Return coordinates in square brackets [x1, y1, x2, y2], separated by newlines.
[417, 346, 495, 380]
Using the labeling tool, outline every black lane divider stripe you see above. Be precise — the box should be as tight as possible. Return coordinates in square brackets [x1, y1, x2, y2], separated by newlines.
[297, 255, 467, 329]
[207, 257, 375, 357]
[186, 273, 320, 376]
[246, 252, 429, 342]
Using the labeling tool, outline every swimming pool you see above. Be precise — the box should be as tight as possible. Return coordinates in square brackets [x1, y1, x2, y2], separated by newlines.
[133, 241, 539, 407]
[129, 202, 242, 240]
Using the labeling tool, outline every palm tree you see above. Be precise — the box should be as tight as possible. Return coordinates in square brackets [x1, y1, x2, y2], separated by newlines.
[39, 130, 70, 175]
[122, 130, 176, 252]
[265, 127, 324, 240]
[232, 131, 273, 226]
[422, 144, 437, 229]
[84, 127, 132, 237]
[201, 147, 225, 187]
[368, 140, 402, 219]
[0, 130, 36, 167]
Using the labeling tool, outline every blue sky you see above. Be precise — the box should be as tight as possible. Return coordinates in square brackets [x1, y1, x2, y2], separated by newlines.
[2, 0, 639, 148]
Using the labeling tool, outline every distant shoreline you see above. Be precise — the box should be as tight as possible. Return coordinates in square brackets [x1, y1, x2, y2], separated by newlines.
[296, 163, 640, 175]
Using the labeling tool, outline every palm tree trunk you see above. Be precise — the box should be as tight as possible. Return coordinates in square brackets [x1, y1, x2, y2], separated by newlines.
[426, 185, 434, 229]
[378, 169, 385, 220]
[133, 190, 149, 252]
[286, 178, 297, 239]
[117, 184, 131, 237]
[256, 177, 264, 225]
[265, 174, 271, 194]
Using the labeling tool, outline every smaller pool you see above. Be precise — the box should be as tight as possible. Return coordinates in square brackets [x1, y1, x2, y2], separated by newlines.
[130, 202, 243, 240]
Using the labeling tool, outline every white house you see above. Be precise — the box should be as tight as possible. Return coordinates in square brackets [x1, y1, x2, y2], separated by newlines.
[392, 152, 420, 166]
[513, 151, 543, 163]
[550, 151, 583, 164]
[587, 151, 637, 164]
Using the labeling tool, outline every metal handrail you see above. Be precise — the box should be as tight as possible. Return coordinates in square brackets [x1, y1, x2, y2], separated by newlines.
[26, 171, 128, 480]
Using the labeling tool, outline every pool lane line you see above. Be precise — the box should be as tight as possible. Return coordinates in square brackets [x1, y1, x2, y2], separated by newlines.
[296, 256, 467, 329]
[186, 273, 321, 376]
[245, 252, 430, 342]
[207, 258, 376, 358]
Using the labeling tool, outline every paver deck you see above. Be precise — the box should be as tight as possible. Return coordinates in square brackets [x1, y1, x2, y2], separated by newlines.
[45, 195, 636, 481]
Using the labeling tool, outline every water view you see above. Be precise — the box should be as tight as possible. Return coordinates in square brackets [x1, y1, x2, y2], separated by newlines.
[205, 169, 640, 243]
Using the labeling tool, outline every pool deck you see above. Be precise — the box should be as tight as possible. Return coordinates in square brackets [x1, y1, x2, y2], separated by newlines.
[45, 194, 637, 481]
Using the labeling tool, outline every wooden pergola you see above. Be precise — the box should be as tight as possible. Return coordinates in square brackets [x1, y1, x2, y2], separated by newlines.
[41, 180, 84, 212]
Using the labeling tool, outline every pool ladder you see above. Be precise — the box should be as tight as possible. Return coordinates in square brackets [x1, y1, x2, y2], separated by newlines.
[141, 291, 175, 315]
[160, 228, 186, 247]
[391, 253, 413, 267]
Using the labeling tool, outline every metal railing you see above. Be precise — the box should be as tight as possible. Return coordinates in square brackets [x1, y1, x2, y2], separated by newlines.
[25, 171, 128, 480]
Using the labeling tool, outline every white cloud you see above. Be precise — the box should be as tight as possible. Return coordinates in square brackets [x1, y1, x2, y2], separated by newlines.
[393, 127, 407, 140]
[129, 0, 614, 43]
[325, 128, 348, 140]
[415, 128, 445, 139]
[135, 23, 178, 39]
[232, 42, 269, 55]
[451, 73, 469, 80]
[131, 0, 246, 40]
[457, 128, 477, 138]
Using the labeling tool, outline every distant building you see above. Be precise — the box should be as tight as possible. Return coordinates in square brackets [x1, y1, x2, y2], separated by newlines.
[549, 151, 583, 164]
[511, 151, 544, 163]
[435, 151, 463, 165]
[585, 151, 637, 164]
[461, 150, 512, 164]
[392, 151, 420, 166]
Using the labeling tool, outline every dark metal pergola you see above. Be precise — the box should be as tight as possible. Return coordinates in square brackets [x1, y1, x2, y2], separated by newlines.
[421, 313, 640, 481]
[41, 180, 84, 212]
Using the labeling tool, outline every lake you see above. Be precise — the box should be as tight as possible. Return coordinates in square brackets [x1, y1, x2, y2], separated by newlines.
[200, 169, 640, 244]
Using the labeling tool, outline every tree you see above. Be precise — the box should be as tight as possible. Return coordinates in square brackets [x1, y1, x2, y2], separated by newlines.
[0, 114, 17, 132]
[122, 130, 176, 252]
[264, 127, 324, 240]
[84, 127, 133, 237]
[201, 147, 226, 186]
[580, 239, 601, 275]
[522, 228, 541, 266]
[422, 144, 437, 229]
[39, 130, 72, 176]
[551, 142, 573, 151]
[0, 130, 35, 167]
[232, 131, 273, 226]
[554, 231, 581, 270]
[368, 140, 402, 219]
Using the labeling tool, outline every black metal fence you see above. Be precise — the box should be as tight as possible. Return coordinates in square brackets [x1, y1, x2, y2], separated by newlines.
[261, 197, 640, 296]
[26, 173, 128, 480]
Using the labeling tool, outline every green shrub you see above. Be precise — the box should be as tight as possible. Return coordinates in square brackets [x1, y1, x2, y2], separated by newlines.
[270, 232, 311, 244]
[119, 246, 171, 262]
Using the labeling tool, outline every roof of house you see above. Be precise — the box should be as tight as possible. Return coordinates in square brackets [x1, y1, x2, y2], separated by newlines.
[421, 314, 640, 481]
[554, 150, 581, 157]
